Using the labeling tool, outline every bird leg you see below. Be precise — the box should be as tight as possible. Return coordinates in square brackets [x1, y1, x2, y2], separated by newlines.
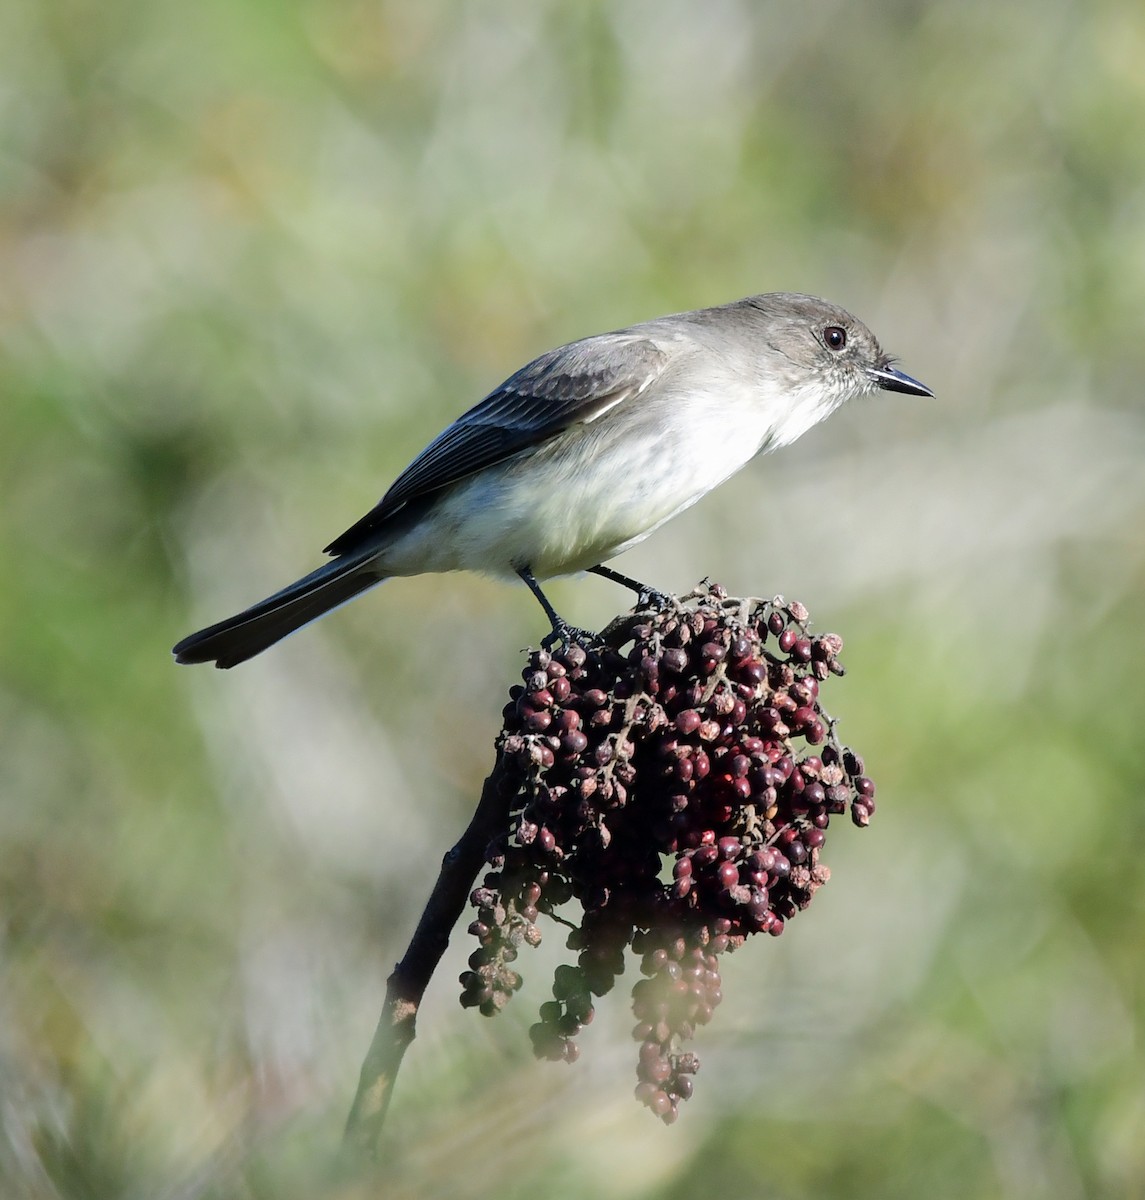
[516, 567, 599, 649]
[588, 564, 673, 611]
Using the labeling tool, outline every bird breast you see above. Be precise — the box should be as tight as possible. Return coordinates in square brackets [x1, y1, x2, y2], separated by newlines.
[375, 377, 778, 580]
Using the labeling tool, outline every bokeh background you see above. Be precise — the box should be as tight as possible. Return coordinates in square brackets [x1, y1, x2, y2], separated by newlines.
[3, 1, 1144, 1197]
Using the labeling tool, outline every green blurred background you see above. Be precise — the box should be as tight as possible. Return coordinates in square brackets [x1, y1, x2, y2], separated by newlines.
[3, 1, 1144, 1196]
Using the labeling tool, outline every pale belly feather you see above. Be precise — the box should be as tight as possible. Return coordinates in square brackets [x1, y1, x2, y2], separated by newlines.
[376, 386, 778, 580]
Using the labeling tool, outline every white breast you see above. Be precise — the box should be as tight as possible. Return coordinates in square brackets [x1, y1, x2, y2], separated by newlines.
[376, 368, 784, 579]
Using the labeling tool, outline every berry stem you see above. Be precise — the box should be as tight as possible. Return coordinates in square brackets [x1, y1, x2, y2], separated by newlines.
[343, 754, 516, 1158]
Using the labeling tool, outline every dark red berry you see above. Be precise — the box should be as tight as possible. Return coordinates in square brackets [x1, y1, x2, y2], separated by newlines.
[676, 709, 702, 734]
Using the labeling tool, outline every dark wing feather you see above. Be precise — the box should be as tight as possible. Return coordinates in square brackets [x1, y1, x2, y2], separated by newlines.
[324, 333, 668, 556]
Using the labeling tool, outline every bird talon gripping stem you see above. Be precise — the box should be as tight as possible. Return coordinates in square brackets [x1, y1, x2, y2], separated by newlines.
[587, 564, 673, 612]
[540, 621, 600, 652]
[519, 567, 600, 650]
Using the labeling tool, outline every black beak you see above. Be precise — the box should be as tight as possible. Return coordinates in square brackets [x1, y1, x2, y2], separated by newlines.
[868, 364, 933, 397]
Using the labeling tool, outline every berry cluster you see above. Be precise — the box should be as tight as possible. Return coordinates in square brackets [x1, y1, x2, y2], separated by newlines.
[459, 582, 876, 1122]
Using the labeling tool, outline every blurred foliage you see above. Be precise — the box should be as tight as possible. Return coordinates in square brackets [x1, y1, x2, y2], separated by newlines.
[2, 1, 1144, 1197]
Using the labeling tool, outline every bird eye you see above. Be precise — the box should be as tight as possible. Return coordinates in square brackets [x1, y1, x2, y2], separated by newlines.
[823, 325, 847, 351]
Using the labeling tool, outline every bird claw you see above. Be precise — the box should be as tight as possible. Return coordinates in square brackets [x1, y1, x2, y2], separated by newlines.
[541, 621, 601, 651]
[635, 586, 673, 612]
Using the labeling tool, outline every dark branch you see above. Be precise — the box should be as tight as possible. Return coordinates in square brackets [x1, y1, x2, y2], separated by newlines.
[343, 755, 514, 1157]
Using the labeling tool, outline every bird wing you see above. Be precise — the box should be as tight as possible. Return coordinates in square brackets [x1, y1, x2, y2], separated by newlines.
[323, 332, 670, 556]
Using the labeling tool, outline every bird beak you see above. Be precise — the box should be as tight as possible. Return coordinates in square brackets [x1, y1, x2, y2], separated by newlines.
[868, 364, 934, 397]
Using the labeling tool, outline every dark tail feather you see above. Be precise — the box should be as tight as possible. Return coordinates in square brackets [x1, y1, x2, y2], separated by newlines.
[173, 557, 383, 668]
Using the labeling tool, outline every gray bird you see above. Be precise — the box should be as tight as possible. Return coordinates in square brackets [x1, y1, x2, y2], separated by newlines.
[173, 292, 932, 667]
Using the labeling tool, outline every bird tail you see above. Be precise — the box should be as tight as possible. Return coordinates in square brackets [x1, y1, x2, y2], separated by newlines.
[172, 555, 383, 668]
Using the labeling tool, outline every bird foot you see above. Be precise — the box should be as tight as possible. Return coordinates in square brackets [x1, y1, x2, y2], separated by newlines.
[634, 585, 673, 612]
[541, 620, 601, 651]
[587, 564, 674, 613]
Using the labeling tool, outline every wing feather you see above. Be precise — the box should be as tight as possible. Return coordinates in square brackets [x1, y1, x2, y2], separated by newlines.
[323, 333, 668, 556]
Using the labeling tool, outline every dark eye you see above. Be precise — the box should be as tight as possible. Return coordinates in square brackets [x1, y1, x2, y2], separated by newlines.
[823, 325, 847, 351]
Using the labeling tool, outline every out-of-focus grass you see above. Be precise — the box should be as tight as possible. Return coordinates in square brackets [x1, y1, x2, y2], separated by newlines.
[3, 2, 1144, 1197]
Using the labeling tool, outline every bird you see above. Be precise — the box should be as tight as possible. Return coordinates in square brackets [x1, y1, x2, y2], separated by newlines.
[173, 292, 932, 668]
